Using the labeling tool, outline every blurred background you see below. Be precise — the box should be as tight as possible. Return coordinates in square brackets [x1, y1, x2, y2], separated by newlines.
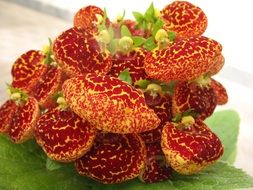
[0, 0, 253, 176]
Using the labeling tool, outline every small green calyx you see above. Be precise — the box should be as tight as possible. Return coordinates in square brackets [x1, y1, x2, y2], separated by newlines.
[116, 10, 125, 23]
[97, 30, 112, 52]
[42, 38, 56, 66]
[7, 85, 29, 104]
[181, 116, 195, 126]
[10, 92, 21, 101]
[146, 83, 162, 92]
[98, 30, 111, 45]
[172, 109, 199, 124]
[57, 97, 68, 110]
[194, 73, 211, 87]
[144, 83, 163, 98]
[118, 36, 134, 54]
[135, 79, 151, 89]
[155, 29, 170, 49]
[155, 29, 167, 41]
[174, 115, 195, 130]
[53, 91, 68, 110]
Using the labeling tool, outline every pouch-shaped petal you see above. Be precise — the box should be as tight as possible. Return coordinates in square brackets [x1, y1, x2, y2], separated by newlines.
[0, 100, 17, 133]
[161, 120, 223, 175]
[35, 107, 96, 162]
[172, 81, 217, 120]
[31, 66, 63, 108]
[53, 27, 112, 77]
[9, 97, 40, 143]
[161, 1, 208, 39]
[139, 142, 172, 183]
[140, 94, 172, 143]
[74, 5, 106, 31]
[144, 36, 222, 82]
[109, 48, 148, 84]
[63, 74, 160, 134]
[75, 133, 146, 184]
[11, 50, 46, 92]
[210, 78, 228, 105]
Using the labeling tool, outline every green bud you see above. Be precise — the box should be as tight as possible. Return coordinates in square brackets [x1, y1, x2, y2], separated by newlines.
[118, 36, 133, 54]
[98, 30, 111, 45]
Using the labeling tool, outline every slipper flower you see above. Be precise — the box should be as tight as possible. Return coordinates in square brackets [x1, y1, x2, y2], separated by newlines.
[161, 1, 208, 39]
[139, 142, 172, 183]
[35, 107, 96, 162]
[11, 50, 47, 92]
[161, 117, 223, 175]
[109, 48, 148, 84]
[172, 81, 217, 120]
[53, 27, 112, 78]
[144, 36, 223, 82]
[75, 133, 146, 184]
[0, 100, 17, 133]
[62, 74, 160, 133]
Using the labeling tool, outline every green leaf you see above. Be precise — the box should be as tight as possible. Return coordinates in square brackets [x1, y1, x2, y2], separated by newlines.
[132, 11, 144, 23]
[142, 20, 148, 31]
[205, 110, 240, 164]
[90, 162, 253, 190]
[135, 79, 151, 89]
[108, 24, 115, 39]
[118, 68, 132, 85]
[143, 37, 157, 51]
[46, 157, 64, 171]
[108, 39, 119, 55]
[132, 36, 146, 47]
[152, 19, 164, 37]
[121, 25, 132, 37]
[144, 2, 155, 23]
[0, 135, 90, 190]
[160, 81, 177, 95]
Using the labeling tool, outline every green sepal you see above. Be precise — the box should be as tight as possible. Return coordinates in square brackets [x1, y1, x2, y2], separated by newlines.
[117, 9, 126, 25]
[132, 11, 144, 23]
[143, 37, 157, 50]
[108, 39, 119, 55]
[172, 109, 200, 123]
[7, 84, 29, 103]
[152, 19, 164, 37]
[132, 36, 146, 47]
[118, 68, 132, 85]
[121, 25, 132, 37]
[52, 91, 64, 101]
[160, 81, 177, 95]
[108, 24, 115, 39]
[135, 79, 151, 89]
[168, 31, 176, 42]
[144, 2, 156, 23]
[43, 38, 54, 65]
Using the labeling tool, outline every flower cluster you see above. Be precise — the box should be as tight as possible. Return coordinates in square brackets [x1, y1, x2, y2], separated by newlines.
[0, 1, 228, 184]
